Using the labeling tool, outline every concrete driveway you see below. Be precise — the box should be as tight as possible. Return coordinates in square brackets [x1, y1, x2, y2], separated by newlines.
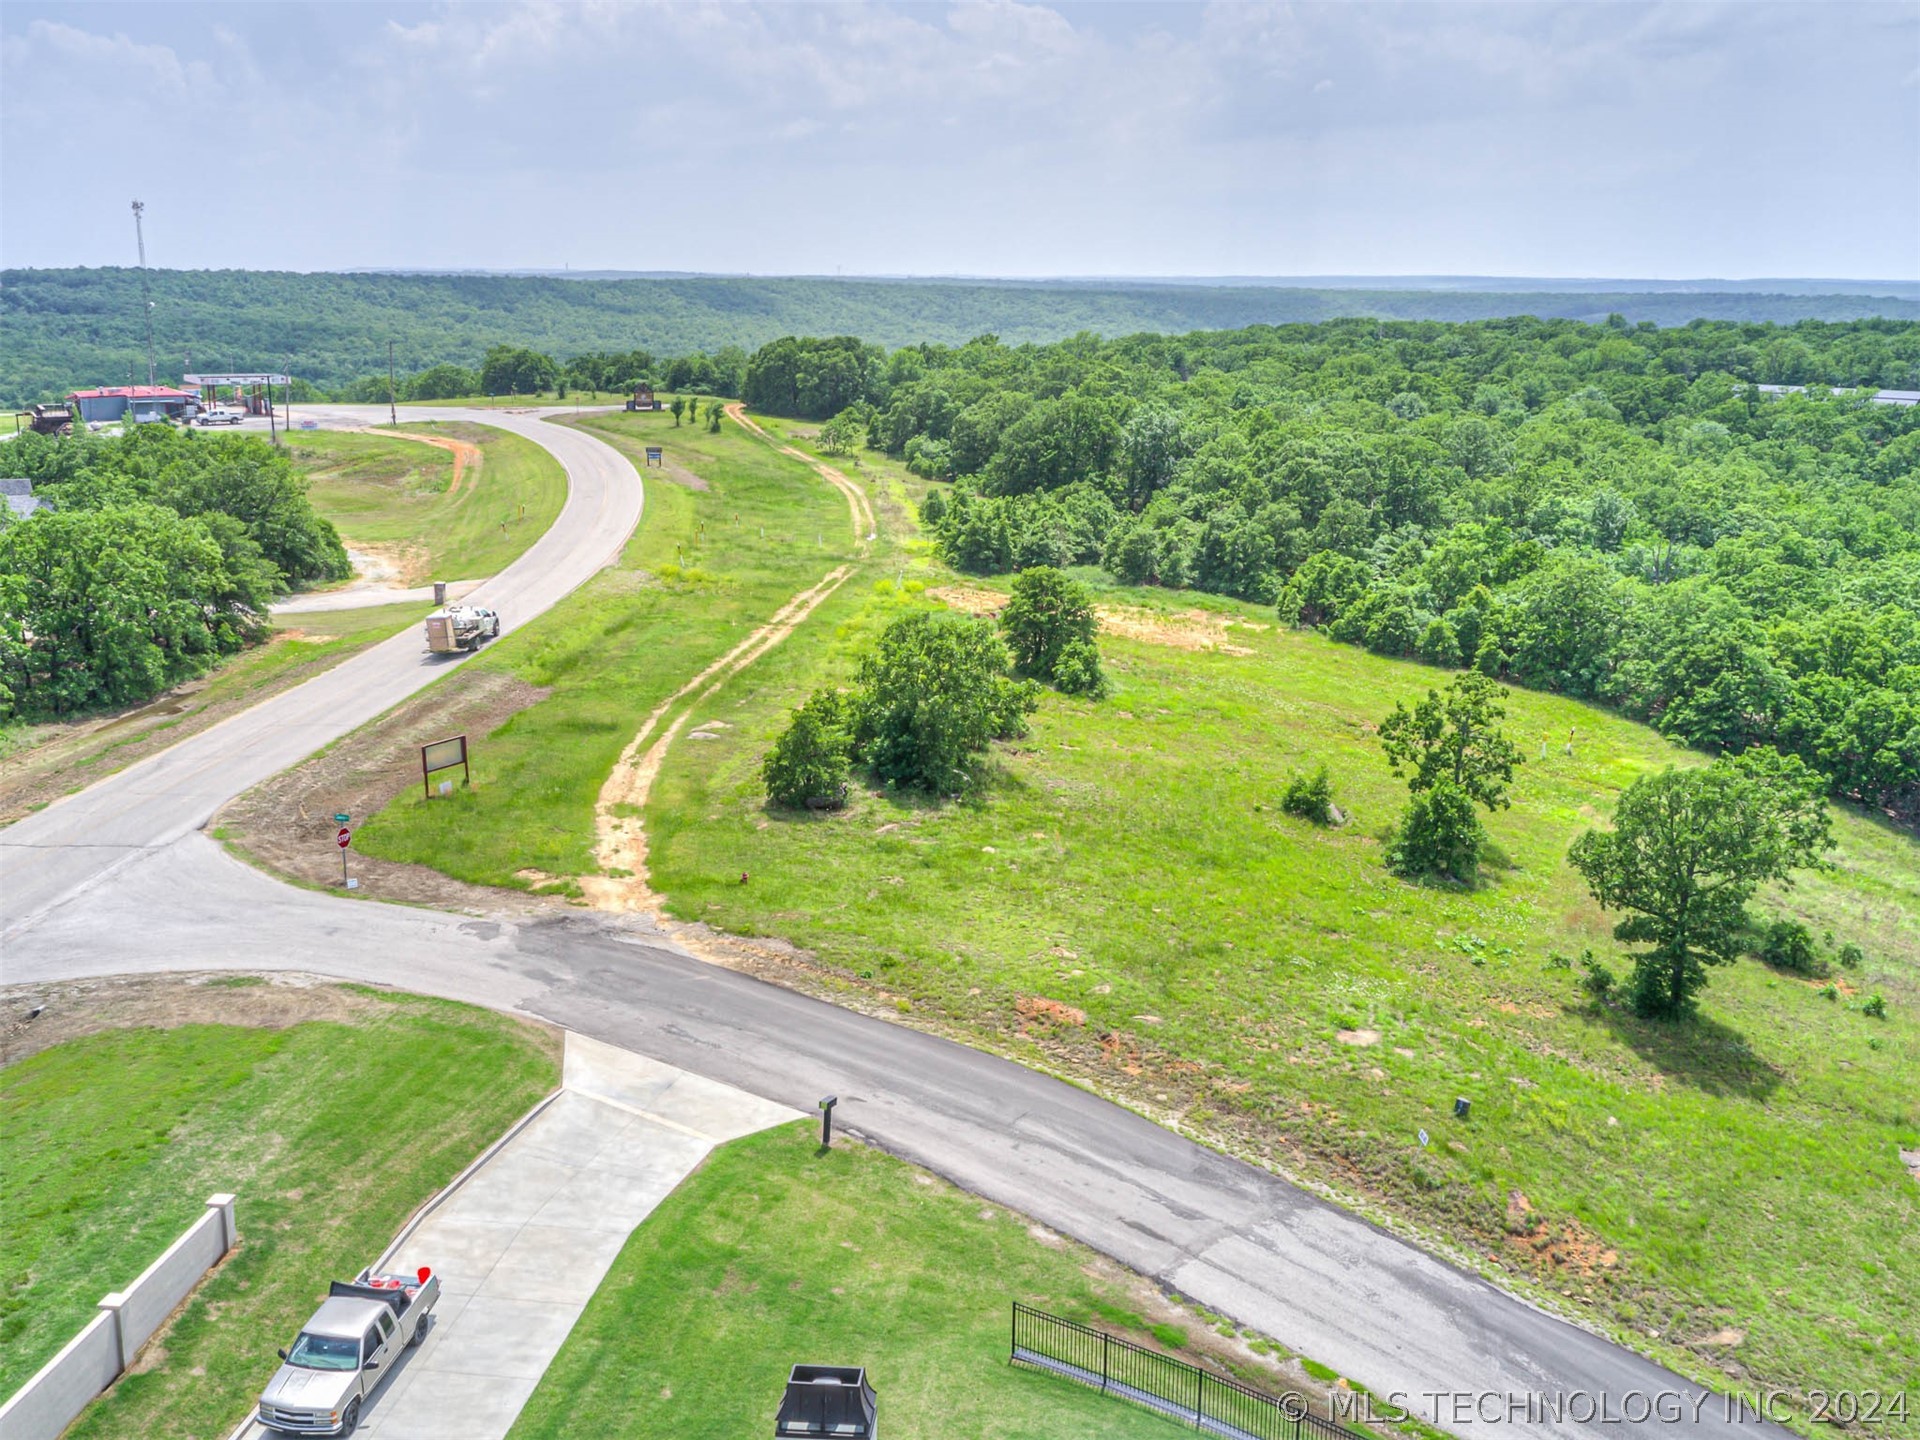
[232, 1033, 797, 1439]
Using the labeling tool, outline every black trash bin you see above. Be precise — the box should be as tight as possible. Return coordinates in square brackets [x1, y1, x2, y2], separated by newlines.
[774, 1364, 877, 1438]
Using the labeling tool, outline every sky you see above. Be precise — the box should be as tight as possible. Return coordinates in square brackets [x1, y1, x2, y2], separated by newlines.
[2, 1, 1917, 280]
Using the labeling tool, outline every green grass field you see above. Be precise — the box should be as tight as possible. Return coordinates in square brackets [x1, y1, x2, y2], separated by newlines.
[630, 454, 1917, 1424]
[507, 1123, 1313, 1440]
[0, 989, 557, 1432]
[352, 407, 857, 887]
[289, 414, 1918, 1426]
[289, 422, 566, 584]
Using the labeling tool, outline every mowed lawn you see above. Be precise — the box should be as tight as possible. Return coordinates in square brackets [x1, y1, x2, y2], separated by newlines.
[289, 422, 566, 584]
[354, 407, 858, 887]
[645, 552, 1920, 1420]
[0, 989, 557, 1435]
[508, 1123, 1277, 1440]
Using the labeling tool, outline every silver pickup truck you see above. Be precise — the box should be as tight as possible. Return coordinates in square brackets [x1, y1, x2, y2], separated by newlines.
[256, 1266, 440, 1435]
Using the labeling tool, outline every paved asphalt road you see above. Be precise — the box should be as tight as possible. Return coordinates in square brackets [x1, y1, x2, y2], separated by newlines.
[0, 404, 640, 943]
[0, 411, 1794, 1439]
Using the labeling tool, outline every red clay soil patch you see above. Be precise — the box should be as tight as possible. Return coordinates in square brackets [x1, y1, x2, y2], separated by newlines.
[416, 435, 483, 495]
[1016, 995, 1088, 1029]
[215, 668, 558, 912]
[1504, 1190, 1619, 1280]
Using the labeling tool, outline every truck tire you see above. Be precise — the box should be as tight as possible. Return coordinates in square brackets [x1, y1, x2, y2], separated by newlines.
[341, 1398, 361, 1434]
[409, 1314, 429, 1347]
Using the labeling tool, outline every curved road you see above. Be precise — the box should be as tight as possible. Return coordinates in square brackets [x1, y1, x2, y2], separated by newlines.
[0, 411, 1790, 1439]
[0, 404, 641, 941]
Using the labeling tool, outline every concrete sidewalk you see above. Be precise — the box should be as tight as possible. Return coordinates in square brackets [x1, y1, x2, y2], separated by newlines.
[238, 1033, 797, 1439]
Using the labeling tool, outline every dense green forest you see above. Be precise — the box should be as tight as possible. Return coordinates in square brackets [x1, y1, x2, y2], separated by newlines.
[0, 427, 347, 720]
[751, 318, 1920, 820]
[6, 266, 1919, 406]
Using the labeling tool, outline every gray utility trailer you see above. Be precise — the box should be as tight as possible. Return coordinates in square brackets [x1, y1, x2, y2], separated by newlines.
[256, 1266, 440, 1435]
[424, 604, 500, 653]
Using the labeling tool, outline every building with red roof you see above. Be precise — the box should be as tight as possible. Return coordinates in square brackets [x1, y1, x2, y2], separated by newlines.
[67, 385, 200, 425]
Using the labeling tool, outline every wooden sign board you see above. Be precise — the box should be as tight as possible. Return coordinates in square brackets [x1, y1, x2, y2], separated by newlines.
[645, 446, 663, 467]
[421, 734, 470, 798]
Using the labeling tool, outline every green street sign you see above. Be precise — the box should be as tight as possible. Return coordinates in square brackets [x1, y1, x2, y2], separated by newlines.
[333, 813, 351, 823]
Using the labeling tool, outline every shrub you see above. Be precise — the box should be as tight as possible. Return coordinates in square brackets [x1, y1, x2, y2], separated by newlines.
[1280, 766, 1335, 824]
[761, 690, 853, 810]
[1387, 779, 1483, 882]
[852, 611, 1037, 794]
[1837, 942, 1864, 970]
[1759, 919, 1826, 976]
[1580, 954, 1617, 1000]
[919, 488, 948, 526]
[1051, 637, 1110, 698]
[1862, 992, 1887, 1018]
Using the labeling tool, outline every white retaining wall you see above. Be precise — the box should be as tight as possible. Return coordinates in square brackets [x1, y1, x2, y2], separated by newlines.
[0, 1194, 237, 1440]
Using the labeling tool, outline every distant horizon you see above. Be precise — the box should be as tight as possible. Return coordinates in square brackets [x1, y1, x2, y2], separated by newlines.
[12, 264, 1918, 297]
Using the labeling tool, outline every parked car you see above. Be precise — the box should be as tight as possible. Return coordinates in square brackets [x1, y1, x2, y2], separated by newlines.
[257, 1266, 439, 1435]
[196, 409, 245, 426]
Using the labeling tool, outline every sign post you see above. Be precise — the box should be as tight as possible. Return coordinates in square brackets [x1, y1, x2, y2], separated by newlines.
[336, 826, 352, 887]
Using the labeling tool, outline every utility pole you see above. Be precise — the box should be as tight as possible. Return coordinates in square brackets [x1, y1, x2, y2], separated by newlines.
[267, 372, 279, 445]
[131, 200, 156, 387]
[388, 340, 398, 427]
[285, 357, 294, 433]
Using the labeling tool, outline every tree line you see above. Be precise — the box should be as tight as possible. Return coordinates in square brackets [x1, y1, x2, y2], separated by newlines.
[0, 426, 348, 720]
[745, 319, 1919, 820]
[8, 264, 1918, 407]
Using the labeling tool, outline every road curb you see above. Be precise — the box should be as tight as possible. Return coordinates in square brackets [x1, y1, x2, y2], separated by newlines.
[375, 1085, 564, 1271]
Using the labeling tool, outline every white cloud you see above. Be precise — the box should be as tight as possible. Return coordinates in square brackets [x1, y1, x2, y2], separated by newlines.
[1, 0, 1913, 278]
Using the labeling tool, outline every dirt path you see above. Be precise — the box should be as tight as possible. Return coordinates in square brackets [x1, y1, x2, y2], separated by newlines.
[725, 402, 877, 543]
[581, 405, 876, 915]
[581, 564, 854, 912]
[334, 426, 483, 495]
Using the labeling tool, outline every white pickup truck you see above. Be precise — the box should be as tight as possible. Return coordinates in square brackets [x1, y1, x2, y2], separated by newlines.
[255, 1266, 439, 1435]
[424, 604, 501, 653]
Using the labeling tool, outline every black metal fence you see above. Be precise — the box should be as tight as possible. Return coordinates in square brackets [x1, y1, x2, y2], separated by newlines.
[1009, 1302, 1360, 1440]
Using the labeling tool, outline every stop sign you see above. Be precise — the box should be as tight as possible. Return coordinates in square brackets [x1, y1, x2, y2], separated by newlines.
[336, 827, 352, 849]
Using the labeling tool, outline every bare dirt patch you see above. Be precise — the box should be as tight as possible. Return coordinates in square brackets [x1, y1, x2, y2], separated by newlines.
[1335, 1028, 1382, 1047]
[1503, 1188, 1620, 1281]
[1095, 604, 1260, 656]
[216, 668, 558, 912]
[0, 972, 390, 1068]
[928, 585, 1007, 617]
[330, 424, 483, 498]
[927, 588, 1260, 656]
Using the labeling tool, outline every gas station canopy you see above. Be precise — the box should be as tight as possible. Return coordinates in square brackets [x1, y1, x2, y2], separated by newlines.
[184, 373, 291, 387]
